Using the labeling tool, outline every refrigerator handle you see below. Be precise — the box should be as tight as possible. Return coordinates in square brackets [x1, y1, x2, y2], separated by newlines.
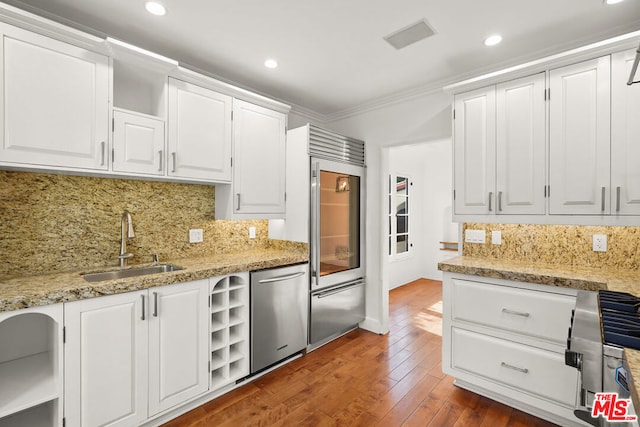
[311, 161, 321, 288]
[315, 281, 365, 298]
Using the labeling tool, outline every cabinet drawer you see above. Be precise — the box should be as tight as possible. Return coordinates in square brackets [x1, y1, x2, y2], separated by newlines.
[451, 278, 575, 344]
[451, 327, 577, 406]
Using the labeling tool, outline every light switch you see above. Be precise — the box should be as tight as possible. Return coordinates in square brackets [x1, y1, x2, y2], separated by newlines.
[465, 229, 486, 244]
[491, 230, 502, 245]
[249, 226, 256, 239]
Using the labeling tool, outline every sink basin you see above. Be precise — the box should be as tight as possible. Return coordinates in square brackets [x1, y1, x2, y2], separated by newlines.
[82, 264, 184, 282]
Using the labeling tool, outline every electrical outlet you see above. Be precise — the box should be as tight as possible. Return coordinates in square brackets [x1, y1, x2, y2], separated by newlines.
[491, 230, 502, 245]
[593, 234, 607, 252]
[465, 229, 486, 244]
[189, 228, 203, 243]
[249, 226, 256, 239]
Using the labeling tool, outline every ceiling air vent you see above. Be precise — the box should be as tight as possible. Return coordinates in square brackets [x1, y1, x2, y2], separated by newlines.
[384, 19, 436, 50]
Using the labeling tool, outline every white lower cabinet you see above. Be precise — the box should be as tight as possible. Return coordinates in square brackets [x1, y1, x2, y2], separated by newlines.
[148, 281, 209, 415]
[0, 304, 64, 427]
[443, 273, 582, 426]
[64, 279, 209, 427]
[452, 327, 577, 407]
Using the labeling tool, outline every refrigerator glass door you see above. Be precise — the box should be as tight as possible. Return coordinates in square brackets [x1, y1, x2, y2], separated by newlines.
[311, 157, 365, 290]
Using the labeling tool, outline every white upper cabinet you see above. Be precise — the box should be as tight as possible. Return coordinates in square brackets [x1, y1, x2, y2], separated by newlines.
[167, 78, 232, 182]
[112, 109, 165, 176]
[230, 99, 286, 216]
[496, 73, 546, 215]
[549, 56, 611, 215]
[0, 23, 109, 171]
[611, 49, 640, 215]
[453, 86, 496, 215]
[454, 74, 546, 217]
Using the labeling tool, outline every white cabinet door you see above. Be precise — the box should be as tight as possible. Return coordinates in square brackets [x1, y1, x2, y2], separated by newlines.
[148, 280, 209, 415]
[64, 291, 148, 427]
[453, 86, 496, 215]
[611, 50, 640, 216]
[549, 56, 611, 215]
[112, 110, 165, 176]
[496, 73, 546, 215]
[167, 78, 232, 182]
[0, 23, 109, 171]
[232, 99, 286, 215]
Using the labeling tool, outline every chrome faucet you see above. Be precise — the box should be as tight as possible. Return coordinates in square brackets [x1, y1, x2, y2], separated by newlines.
[118, 210, 135, 268]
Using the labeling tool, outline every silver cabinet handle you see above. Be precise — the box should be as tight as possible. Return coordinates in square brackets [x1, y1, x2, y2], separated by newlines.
[616, 186, 621, 212]
[488, 192, 493, 212]
[100, 141, 106, 166]
[258, 272, 305, 284]
[236, 193, 241, 210]
[171, 152, 176, 173]
[601, 187, 606, 212]
[498, 191, 503, 212]
[153, 292, 158, 317]
[158, 151, 163, 172]
[141, 294, 146, 321]
[501, 361, 529, 374]
[502, 308, 530, 317]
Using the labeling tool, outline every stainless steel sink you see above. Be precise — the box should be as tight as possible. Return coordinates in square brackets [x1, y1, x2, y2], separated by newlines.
[82, 264, 184, 282]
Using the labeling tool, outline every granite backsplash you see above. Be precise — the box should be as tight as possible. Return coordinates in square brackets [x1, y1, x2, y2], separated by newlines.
[462, 223, 640, 271]
[0, 171, 306, 278]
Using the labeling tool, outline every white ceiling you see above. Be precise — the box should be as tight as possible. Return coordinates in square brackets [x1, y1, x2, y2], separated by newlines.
[6, 0, 640, 116]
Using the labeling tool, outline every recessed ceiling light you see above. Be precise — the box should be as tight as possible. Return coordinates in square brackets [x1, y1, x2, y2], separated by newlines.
[264, 59, 278, 69]
[605, 0, 624, 4]
[484, 34, 503, 47]
[145, 2, 166, 16]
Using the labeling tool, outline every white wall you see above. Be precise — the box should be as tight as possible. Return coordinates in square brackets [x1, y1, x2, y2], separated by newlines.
[316, 89, 453, 334]
[387, 140, 458, 289]
[419, 140, 459, 281]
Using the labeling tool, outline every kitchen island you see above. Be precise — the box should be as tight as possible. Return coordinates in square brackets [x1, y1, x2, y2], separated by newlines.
[439, 256, 640, 424]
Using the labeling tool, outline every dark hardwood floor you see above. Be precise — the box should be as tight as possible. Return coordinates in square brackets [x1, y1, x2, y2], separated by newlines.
[163, 279, 557, 426]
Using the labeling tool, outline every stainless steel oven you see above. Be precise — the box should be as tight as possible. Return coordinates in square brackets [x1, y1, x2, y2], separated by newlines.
[565, 290, 639, 427]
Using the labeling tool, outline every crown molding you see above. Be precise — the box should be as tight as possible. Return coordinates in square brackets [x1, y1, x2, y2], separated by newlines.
[288, 103, 328, 125]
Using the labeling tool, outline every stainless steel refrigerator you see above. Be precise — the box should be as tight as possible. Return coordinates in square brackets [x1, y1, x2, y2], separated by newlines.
[270, 124, 366, 348]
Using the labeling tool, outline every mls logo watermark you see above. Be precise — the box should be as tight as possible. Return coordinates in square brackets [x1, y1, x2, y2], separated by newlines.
[592, 393, 638, 422]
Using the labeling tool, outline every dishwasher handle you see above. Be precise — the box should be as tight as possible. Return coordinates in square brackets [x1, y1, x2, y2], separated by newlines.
[258, 271, 305, 284]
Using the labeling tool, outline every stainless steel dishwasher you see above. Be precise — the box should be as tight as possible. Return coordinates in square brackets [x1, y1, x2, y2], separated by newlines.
[250, 263, 308, 374]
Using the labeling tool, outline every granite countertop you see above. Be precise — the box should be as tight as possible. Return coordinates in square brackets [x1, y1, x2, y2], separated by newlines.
[439, 256, 640, 414]
[438, 256, 640, 294]
[0, 248, 309, 313]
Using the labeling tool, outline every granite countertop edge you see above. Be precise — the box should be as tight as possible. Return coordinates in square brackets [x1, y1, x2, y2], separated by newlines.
[0, 249, 309, 313]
